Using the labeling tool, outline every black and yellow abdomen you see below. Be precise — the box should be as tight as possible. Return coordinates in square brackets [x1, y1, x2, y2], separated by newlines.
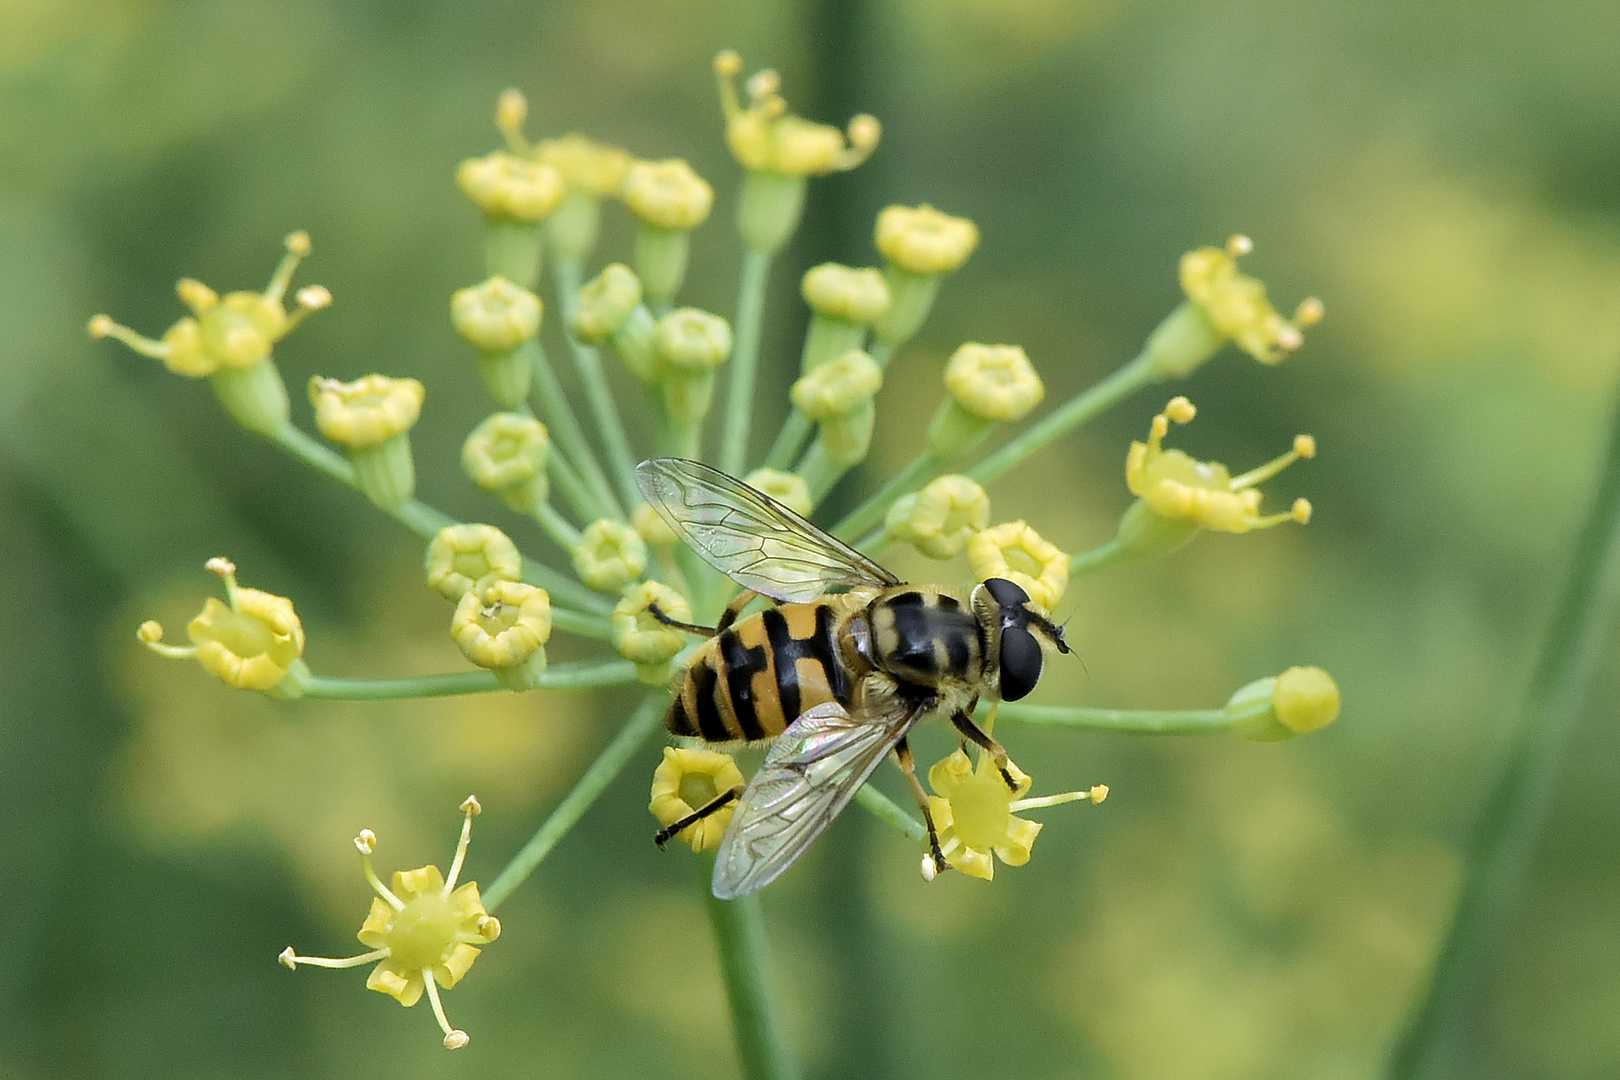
[668, 601, 856, 743]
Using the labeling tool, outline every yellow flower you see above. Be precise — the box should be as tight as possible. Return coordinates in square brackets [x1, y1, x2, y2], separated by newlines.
[632, 503, 679, 549]
[462, 412, 549, 511]
[801, 263, 891, 325]
[424, 524, 523, 601]
[791, 349, 883, 421]
[572, 263, 643, 344]
[927, 747, 1107, 880]
[456, 150, 565, 223]
[613, 580, 693, 683]
[715, 50, 880, 177]
[534, 133, 632, 197]
[450, 275, 543, 353]
[309, 374, 425, 451]
[279, 797, 501, 1051]
[649, 747, 746, 853]
[654, 308, 732, 372]
[884, 474, 990, 560]
[875, 204, 979, 276]
[742, 468, 812, 518]
[944, 343, 1044, 423]
[140, 557, 306, 693]
[1226, 666, 1342, 741]
[622, 159, 714, 232]
[1179, 235, 1323, 365]
[573, 518, 648, 592]
[967, 521, 1070, 611]
[450, 580, 552, 673]
[89, 231, 328, 378]
[1125, 396, 1315, 533]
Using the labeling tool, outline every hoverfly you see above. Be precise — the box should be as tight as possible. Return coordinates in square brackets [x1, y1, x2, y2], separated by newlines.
[636, 458, 1071, 899]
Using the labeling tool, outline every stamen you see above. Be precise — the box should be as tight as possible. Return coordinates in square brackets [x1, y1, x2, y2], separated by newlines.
[1228, 435, 1313, 492]
[205, 557, 240, 608]
[356, 831, 405, 910]
[422, 975, 468, 1049]
[1011, 785, 1109, 812]
[494, 89, 529, 152]
[264, 231, 312, 304]
[86, 315, 168, 359]
[137, 620, 198, 659]
[444, 796, 481, 892]
[278, 946, 388, 970]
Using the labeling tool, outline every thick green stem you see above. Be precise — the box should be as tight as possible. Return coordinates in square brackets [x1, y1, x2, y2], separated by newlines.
[705, 870, 798, 1080]
[483, 692, 665, 911]
[967, 352, 1157, 486]
[721, 248, 773, 475]
[992, 699, 1265, 734]
[525, 339, 625, 520]
[763, 410, 812, 472]
[555, 257, 644, 509]
[1069, 535, 1132, 576]
[300, 659, 638, 700]
[854, 785, 925, 842]
[1384, 390, 1620, 1080]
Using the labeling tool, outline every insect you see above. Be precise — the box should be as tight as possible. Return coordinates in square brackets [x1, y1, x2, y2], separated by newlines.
[637, 457, 1072, 899]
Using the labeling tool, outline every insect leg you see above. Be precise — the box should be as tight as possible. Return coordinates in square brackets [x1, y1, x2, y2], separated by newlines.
[653, 785, 745, 848]
[893, 735, 949, 878]
[950, 709, 1019, 790]
[715, 588, 761, 632]
[646, 602, 718, 638]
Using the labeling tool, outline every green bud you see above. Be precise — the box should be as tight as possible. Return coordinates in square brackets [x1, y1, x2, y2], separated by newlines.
[463, 412, 550, 513]
[737, 171, 807, 253]
[209, 359, 291, 436]
[1226, 666, 1342, 741]
[573, 519, 648, 592]
[451, 276, 543, 409]
[1141, 299, 1225, 380]
[573, 264, 642, 344]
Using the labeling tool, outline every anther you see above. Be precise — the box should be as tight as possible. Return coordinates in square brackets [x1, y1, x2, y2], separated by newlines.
[354, 829, 376, 855]
[278, 947, 299, 969]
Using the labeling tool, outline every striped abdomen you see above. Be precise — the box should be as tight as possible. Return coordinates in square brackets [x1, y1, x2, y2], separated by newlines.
[668, 602, 854, 743]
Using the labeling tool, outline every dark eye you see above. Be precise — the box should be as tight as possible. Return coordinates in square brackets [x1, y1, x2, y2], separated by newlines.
[984, 577, 1030, 610]
[998, 626, 1043, 701]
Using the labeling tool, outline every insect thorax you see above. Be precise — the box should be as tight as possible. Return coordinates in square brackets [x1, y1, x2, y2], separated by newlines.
[863, 587, 986, 692]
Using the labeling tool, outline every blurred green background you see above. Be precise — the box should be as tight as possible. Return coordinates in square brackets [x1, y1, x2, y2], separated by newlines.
[4, 0, 1619, 1077]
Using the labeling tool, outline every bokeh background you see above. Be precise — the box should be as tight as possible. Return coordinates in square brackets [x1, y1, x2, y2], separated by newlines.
[4, 0, 1619, 1077]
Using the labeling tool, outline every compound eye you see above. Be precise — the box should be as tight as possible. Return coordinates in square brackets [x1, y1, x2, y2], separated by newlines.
[998, 625, 1043, 702]
[984, 577, 1030, 611]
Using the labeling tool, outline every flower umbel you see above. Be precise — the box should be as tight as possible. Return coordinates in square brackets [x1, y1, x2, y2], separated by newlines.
[1125, 396, 1315, 534]
[927, 744, 1106, 880]
[650, 747, 746, 853]
[139, 557, 307, 694]
[278, 797, 501, 1051]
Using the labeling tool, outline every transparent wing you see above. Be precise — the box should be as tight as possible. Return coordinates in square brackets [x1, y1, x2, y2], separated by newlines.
[712, 698, 925, 899]
[636, 457, 898, 603]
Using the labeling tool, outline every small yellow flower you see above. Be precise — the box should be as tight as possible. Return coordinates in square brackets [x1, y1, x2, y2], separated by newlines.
[801, 263, 891, 325]
[1226, 666, 1342, 741]
[1125, 396, 1315, 533]
[140, 557, 306, 693]
[534, 133, 633, 197]
[649, 746, 746, 853]
[573, 518, 648, 592]
[451, 580, 552, 668]
[742, 468, 812, 518]
[279, 797, 500, 1051]
[967, 521, 1070, 611]
[633, 503, 679, 549]
[715, 51, 880, 177]
[89, 231, 327, 378]
[885, 474, 990, 560]
[572, 263, 643, 344]
[462, 412, 549, 508]
[927, 747, 1107, 881]
[944, 343, 1044, 423]
[654, 308, 733, 372]
[1179, 235, 1323, 365]
[309, 374, 425, 451]
[425, 524, 523, 601]
[875, 204, 979, 277]
[456, 150, 565, 223]
[450, 276, 543, 353]
[613, 580, 693, 683]
[790, 349, 882, 421]
[622, 159, 714, 232]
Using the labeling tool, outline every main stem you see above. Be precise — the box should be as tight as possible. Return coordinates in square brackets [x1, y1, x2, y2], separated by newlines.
[1384, 387, 1620, 1080]
[704, 868, 798, 1080]
[721, 248, 773, 476]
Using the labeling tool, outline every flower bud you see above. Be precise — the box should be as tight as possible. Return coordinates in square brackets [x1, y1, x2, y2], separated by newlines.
[310, 374, 427, 510]
[572, 518, 647, 592]
[791, 349, 883, 468]
[649, 746, 746, 853]
[451, 580, 553, 690]
[425, 524, 523, 601]
[624, 159, 713, 305]
[1226, 666, 1341, 741]
[802, 263, 891, 325]
[456, 151, 565, 223]
[632, 503, 679, 549]
[928, 343, 1044, 458]
[613, 580, 693, 683]
[741, 468, 812, 518]
[535, 133, 632, 197]
[654, 308, 733, 427]
[572, 263, 642, 343]
[884, 474, 990, 559]
[451, 276, 543, 408]
[875, 204, 979, 277]
[462, 412, 549, 513]
[966, 521, 1069, 611]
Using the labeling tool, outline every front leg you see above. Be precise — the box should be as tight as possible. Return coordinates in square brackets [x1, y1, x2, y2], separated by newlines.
[893, 735, 950, 880]
[950, 707, 1019, 791]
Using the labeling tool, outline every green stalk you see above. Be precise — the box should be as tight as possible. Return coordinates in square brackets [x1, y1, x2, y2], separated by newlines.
[524, 339, 626, 520]
[831, 451, 940, 540]
[704, 867, 798, 1080]
[1069, 535, 1131, 576]
[993, 699, 1265, 734]
[721, 248, 773, 476]
[555, 257, 644, 509]
[533, 501, 584, 551]
[1384, 391, 1620, 1080]
[854, 785, 924, 842]
[300, 659, 638, 700]
[763, 410, 813, 471]
[967, 352, 1157, 486]
[482, 692, 665, 911]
